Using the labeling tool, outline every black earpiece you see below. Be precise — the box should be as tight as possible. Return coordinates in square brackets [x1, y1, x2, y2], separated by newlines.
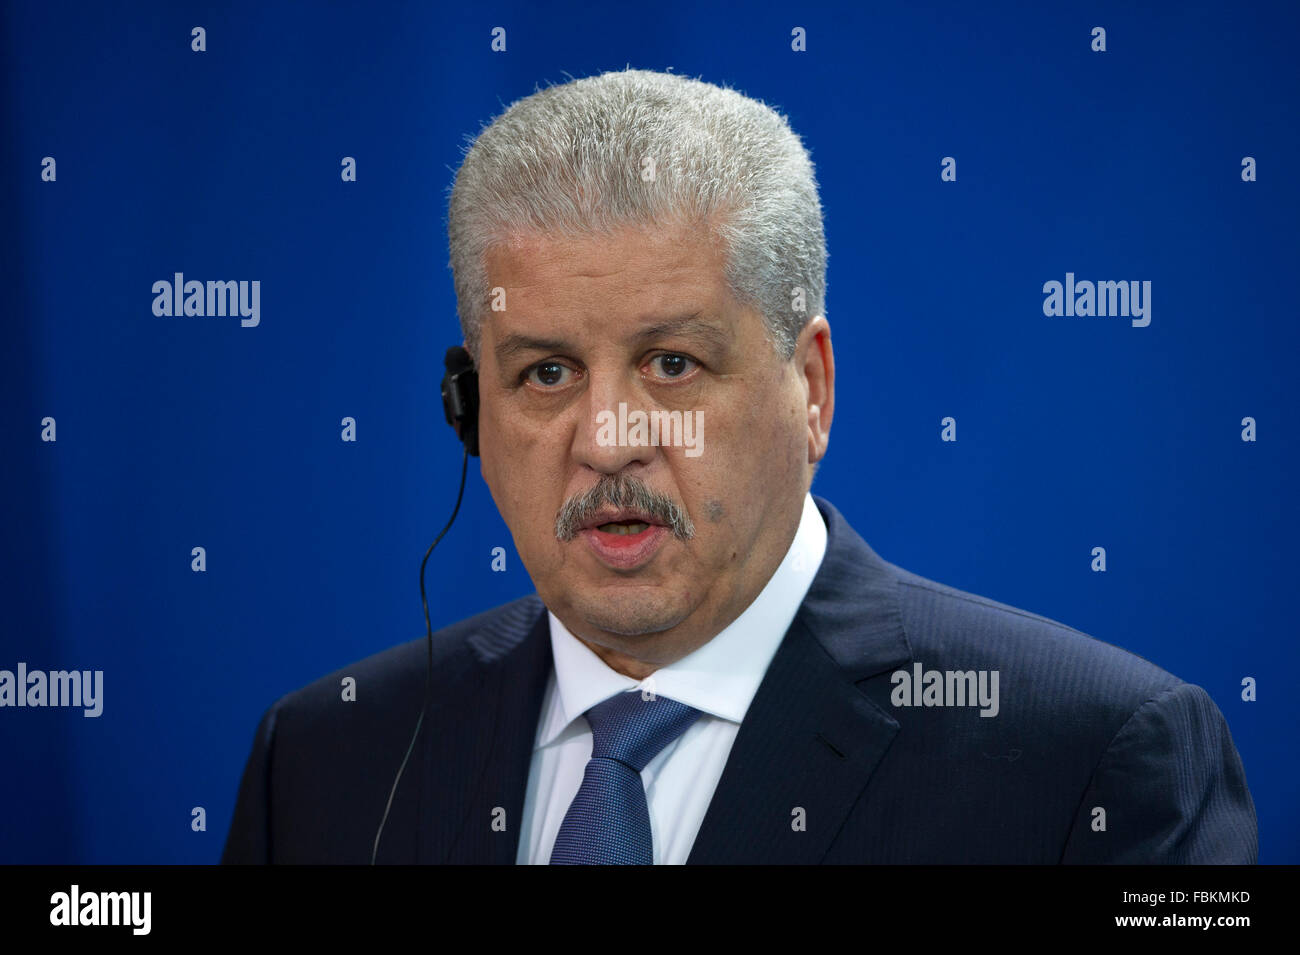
[441, 346, 479, 457]
[373, 343, 477, 863]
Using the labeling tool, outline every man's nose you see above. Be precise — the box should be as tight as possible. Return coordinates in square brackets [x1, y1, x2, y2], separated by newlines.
[571, 371, 657, 474]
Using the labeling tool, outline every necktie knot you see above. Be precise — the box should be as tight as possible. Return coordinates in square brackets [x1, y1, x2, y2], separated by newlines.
[585, 690, 702, 773]
[549, 689, 703, 864]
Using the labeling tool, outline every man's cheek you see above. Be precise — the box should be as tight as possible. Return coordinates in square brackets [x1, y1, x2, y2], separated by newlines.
[499, 415, 548, 454]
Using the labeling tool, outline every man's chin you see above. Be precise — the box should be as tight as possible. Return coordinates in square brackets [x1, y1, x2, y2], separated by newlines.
[565, 594, 692, 640]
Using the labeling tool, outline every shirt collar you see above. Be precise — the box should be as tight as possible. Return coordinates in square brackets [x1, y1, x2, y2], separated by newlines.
[537, 492, 828, 749]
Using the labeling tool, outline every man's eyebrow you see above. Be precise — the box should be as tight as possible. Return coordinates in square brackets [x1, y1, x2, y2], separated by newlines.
[493, 333, 574, 365]
[492, 314, 732, 366]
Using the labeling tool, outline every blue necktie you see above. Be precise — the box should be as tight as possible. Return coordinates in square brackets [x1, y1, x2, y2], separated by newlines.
[549, 690, 702, 865]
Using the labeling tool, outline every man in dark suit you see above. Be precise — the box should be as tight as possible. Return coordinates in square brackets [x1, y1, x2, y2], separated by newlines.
[222, 68, 1256, 864]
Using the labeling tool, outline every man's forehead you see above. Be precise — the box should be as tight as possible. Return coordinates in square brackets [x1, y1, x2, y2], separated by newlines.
[482, 225, 748, 356]
[485, 223, 723, 278]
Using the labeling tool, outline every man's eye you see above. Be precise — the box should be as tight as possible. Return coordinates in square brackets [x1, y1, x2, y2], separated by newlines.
[526, 361, 573, 387]
[648, 354, 697, 379]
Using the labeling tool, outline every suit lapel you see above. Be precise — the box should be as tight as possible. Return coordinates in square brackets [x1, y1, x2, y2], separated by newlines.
[687, 497, 913, 864]
[417, 596, 551, 864]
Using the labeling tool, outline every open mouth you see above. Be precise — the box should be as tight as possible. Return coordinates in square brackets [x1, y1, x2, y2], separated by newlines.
[595, 520, 651, 535]
[578, 515, 670, 570]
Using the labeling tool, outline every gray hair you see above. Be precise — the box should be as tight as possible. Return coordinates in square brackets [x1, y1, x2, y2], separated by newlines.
[446, 68, 827, 365]
[554, 472, 695, 542]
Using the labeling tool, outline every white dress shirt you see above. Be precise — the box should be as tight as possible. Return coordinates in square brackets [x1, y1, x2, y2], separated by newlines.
[515, 492, 828, 864]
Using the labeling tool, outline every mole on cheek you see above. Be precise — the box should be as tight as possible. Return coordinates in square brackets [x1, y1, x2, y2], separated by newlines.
[706, 500, 725, 523]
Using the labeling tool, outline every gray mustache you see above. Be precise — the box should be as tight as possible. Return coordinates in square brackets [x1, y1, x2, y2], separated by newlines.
[555, 474, 696, 542]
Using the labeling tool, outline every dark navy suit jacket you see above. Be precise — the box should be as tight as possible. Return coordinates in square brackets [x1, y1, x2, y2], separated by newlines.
[221, 496, 1257, 863]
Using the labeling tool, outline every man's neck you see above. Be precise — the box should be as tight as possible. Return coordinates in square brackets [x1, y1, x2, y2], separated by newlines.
[566, 493, 824, 680]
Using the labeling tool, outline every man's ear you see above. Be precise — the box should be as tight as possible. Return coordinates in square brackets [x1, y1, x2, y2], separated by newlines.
[794, 315, 834, 465]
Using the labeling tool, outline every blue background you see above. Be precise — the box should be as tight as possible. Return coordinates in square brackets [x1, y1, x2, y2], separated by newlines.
[2, 0, 1295, 863]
